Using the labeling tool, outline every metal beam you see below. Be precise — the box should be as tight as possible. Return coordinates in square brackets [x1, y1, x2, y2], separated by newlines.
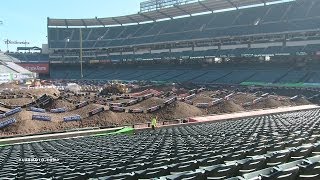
[156, 9, 173, 19]
[138, 12, 156, 22]
[260, 0, 267, 5]
[173, 5, 192, 16]
[225, 0, 238, 9]
[95, 17, 105, 27]
[112, 17, 123, 26]
[81, 19, 87, 28]
[126, 16, 140, 24]
[64, 19, 69, 28]
[198, 0, 213, 13]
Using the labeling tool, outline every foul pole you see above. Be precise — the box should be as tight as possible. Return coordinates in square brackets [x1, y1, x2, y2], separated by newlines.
[79, 28, 83, 78]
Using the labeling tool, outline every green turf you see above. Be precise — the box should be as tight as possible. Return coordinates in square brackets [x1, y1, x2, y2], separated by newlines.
[93, 127, 134, 136]
[0, 127, 134, 147]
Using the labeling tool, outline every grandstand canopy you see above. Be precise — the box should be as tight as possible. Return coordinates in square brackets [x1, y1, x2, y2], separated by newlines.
[17, 46, 41, 51]
[48, 0, 282, 27]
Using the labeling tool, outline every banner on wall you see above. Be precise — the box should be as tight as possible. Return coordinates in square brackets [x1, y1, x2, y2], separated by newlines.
[17, 63, 49, 74]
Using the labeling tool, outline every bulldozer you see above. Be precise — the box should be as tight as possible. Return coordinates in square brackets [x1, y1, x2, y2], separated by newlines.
[100, 82, 129, 95]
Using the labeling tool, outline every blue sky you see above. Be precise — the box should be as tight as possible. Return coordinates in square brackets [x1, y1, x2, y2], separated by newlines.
[0, 0, 143, 51]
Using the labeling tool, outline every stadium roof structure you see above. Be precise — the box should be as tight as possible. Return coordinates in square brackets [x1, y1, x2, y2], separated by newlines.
[48, 0, 283, 27]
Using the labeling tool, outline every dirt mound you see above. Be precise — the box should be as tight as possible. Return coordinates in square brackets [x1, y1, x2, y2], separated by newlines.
[49, 102, 202, 130]
[193, 93, 213, 104]
[223, 100, 244, 112]
[0, 103, 108, 136]
[157, 102, 203, 120]
[232, 93, 256, 104]
[14, 88, 60, 98]
[49, 99, 76, 111]
[294, 97, 311, 105]
[67, 104, 103, 117]
[0, 83, 20, 89]
[174, 88, 189, 95]
[0, 98, 33, 106]
[279, 98, 295, 106]
[80, 111, 148, 127]
[130, 97, 165, 108]
[207, 100, 244, 114]
[250, 98, 282, 109]
[112, 99, 132, 103]
[0, 111, 62, 136]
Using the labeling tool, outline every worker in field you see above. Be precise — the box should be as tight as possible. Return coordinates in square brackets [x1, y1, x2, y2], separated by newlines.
[151, 116, 157, 130]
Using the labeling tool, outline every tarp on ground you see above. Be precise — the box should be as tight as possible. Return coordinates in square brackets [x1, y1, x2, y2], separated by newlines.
[93, 127, 134, 136]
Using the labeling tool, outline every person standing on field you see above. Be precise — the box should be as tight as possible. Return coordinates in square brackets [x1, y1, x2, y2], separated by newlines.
[151, 116, 157, 130]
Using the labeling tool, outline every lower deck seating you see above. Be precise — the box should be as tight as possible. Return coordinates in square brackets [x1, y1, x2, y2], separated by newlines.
[1, 109, 320, 179]
[49, 65, 320, 84]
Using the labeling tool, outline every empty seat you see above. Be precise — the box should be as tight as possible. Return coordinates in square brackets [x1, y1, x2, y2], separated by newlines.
[202, 164, 238, 179]
[298, 155, 320, 180]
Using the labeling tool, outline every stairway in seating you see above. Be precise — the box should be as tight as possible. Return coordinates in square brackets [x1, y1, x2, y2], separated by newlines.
[188, 71, 209, 82]
[272, 69, 292, 83]
[210, 71, 233, 83]
[0, 52, 20, 62]
[299, 71, 314, 83]
[240, 72, 258, 84]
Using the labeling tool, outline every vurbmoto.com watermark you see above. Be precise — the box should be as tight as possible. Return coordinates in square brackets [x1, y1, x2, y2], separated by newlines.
[18, 158, 59, 162]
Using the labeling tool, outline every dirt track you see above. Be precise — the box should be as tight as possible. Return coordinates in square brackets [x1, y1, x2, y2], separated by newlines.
[0, 85, 313, 136]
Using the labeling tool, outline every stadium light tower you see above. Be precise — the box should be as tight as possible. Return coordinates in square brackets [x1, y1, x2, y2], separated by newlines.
[79, 28, 83, 79]
[0, 21, 3, 51]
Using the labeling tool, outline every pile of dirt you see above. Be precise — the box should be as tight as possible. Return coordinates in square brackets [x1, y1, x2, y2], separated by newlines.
[156, 102, 203, 120]
[0, 111, 62, 136]
[0, 98, 33, 106]
[63, 95, 94, 103]
[112, 99, 132, 103]
[63, 104, 103, 118]
[153, 86, 175, 92]
[207, 100, 244, 114]
[223, 100, 244, 112]
[279, 98, 295, 106]
[0, 83, 20, 89]
[130, 97, 165, 108]
[294, 97, 311, 105]
[49, 99, 76, 111]
[250, 98, 282, 109]
[192, 92, 214, 104]
[0, 103, 108, 136]
[76, 102, 203, 128]
[80, 111, 149, 127]
[232, 93, 256, 104]
[14, 88, 60, 99]
[174, 88, 189, 95]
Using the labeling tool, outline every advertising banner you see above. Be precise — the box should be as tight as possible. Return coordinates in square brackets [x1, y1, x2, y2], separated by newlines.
[0, 118, 16, 129]
[5, 107, 22, 116]
[50, 108, 66, 113]
[63, 115, 81, 122]
[17, 63, 49, 74]
[88, 107, 105, 116]
[32, 115, 51, 121]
